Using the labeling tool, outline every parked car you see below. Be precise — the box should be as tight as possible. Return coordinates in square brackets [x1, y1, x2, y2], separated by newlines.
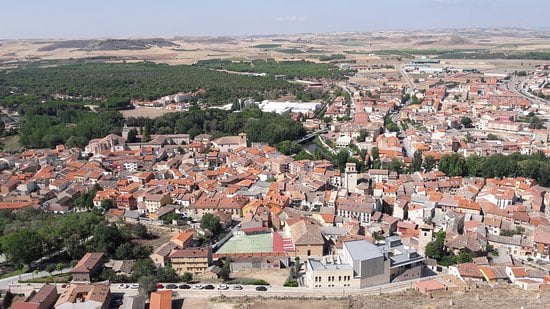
[117, 284, 128, 289]
[165, 284, 178, 289]
[217, 284, 229, 290]
[204, 284, 215, 290]
[179, 284, 191, 289]
[156, 283, 164, 289]
[255, 286, 267, 291]
[193, 284, 203, 290]
[232, 285, 243, 290]
[129, 284, 139, 289]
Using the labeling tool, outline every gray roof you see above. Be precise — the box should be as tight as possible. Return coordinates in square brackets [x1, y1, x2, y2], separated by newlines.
[307, 258, 353, 271]
[344, 240, 383, 261]
[320, 226, 347, 237]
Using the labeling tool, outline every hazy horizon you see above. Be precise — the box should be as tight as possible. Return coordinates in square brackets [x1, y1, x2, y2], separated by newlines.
[1, 0, 549, 39]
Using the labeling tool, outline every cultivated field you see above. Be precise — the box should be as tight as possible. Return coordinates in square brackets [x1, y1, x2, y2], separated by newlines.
[2, 29, 549, 69]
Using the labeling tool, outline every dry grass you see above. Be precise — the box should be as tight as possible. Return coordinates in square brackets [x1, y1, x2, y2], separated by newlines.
[231, 269, 289, 287]
[200, 284, 549, 309]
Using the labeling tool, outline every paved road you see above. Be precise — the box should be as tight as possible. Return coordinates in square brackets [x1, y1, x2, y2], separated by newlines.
[0, 268, 72, 289]
[109, 275, 439, 299]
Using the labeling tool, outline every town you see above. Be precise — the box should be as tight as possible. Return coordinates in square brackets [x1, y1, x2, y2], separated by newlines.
[1, 8, 550, 308]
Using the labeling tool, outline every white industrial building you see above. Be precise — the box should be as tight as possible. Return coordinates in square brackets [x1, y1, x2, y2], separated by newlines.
[258, 100, 323, 115]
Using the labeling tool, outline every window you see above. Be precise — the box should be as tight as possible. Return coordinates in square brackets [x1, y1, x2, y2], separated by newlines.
[339, 276, 342, 281]
[307, 250, 311, 256]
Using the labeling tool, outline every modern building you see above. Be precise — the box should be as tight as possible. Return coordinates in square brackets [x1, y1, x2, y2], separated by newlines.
[257, 100, 322, 115]
[305, 237, 425, 289]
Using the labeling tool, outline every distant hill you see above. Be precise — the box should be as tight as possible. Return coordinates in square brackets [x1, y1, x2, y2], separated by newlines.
[37, 38, 177, 51]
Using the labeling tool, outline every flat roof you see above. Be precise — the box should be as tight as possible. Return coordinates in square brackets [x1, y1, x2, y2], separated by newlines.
[216, 232, 273, 254]
[308, 259, 353, 271]
[344, 240, 383, 261]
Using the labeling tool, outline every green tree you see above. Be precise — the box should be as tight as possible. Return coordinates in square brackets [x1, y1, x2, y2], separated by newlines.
[138, 275, 158, 296]
[389, 158, 403, 174]
[142, 124, 151, 142]
[100, 199, 114, 211]
[200, 213, 222, 236]
[1, 229, 44, 267]
[182, 272, 193, 283]
[460, 117, 473, 128]
[423, 155, 436, 172]
[371, 146, 379, 161]
[220, 259, 231, 281]
[411, 151, 423, 172]
[127, 128, 138, 143]
[133, 223, 149, 239]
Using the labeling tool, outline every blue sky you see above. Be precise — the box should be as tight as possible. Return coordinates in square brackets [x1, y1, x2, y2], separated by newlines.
[1, 0, 549, 39]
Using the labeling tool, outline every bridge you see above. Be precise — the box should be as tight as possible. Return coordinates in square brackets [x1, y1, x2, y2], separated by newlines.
[295, 128, 328, 144]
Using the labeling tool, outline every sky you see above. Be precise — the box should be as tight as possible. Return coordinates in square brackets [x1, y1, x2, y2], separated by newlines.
[0, 0, 549, 39]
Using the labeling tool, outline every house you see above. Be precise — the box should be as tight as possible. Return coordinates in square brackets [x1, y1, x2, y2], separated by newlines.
[212, 133, 247, 152]
[144, 194, 171, 213]
[72, 252, 105, 283]
[170, 230, 194, 248]
[533, 230, 550, 259]
[150, 290, 172, 309]
[169, 247, 212, 276]
[55, 284, 110, 309]
[414, 280, 446, 294]
[450, 263, 484, 282]
[287, 218, 325, 257]
[12, 284, 59, 309]
[150, 242, 179, 267]
[116, 193, 137, 210]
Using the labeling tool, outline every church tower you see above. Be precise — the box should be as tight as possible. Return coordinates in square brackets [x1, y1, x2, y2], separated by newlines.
[345, 162, 358, 193]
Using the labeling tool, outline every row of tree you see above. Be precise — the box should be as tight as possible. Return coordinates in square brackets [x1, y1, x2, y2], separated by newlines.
[438, 152, 550, 187]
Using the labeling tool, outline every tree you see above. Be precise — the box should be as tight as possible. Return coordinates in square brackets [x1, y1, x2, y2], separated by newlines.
[1, 229, 44, 267]
[91, 223, 123, 255]
[425, 231, 446, 261]
[200, 213, 222, 236]
[142, 124, 151, 142]
[358, 129, 367, 142]
[132, 258, 156, 280]
[100, 199, 114, 211]
[389, 158, 403, 174]
[411, 151, 423, 172]
[127, 128, 138, 143]
[336, 149, 349, 172]
[182, 272, 193, 283]
[423, 155, 436, 172]
[460, 117, 472, 128]
[220, 259, 231, 281]
[371, 146, 379, 161]
[133, 223, 149, 239]
[138, 275, 158, 296]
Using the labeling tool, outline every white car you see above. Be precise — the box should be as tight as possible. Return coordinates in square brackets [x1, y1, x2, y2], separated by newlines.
[217, 284, 229, 290]
[193, 284, 203, 290]
[129, 283, 139, 289]
[117, 284, 129, 289]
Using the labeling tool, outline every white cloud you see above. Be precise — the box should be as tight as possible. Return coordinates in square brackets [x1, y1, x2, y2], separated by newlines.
[275, 16, 306, 22]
